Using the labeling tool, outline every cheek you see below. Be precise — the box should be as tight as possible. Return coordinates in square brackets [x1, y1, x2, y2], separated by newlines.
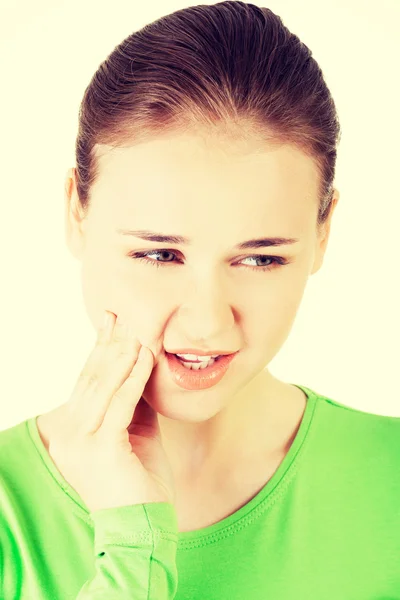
[81, 257, 172, 334]
[79, 248, 126, 330]
[247, 276, 308, 344]
[80, 259, 113, 331]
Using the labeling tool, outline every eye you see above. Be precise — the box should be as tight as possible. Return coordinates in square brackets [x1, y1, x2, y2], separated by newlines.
[128, 250, 289, 272]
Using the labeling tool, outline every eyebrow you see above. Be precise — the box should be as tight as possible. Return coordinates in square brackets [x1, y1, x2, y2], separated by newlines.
[116, 229, 299, 250]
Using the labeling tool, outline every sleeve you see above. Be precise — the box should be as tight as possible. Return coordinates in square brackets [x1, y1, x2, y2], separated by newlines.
[75, 502, 179, 599]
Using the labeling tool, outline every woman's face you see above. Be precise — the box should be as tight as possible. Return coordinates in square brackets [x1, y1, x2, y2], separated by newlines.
[65, 130, 338, 421]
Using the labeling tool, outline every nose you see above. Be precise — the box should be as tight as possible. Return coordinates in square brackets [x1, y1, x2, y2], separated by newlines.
[176, 277, 235, 345]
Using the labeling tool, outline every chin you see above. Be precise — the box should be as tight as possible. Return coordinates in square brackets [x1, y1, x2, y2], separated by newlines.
[141, 386, 228, 424]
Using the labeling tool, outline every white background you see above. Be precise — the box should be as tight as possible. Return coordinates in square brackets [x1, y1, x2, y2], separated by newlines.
[0, 0, 399, 430]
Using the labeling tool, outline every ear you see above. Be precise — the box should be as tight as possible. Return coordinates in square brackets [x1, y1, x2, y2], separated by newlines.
[64, 168, 87, 261]
[310, 189, 340, 275]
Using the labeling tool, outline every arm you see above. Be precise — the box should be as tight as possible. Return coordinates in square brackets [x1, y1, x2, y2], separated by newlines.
[75, 503, 179, 599]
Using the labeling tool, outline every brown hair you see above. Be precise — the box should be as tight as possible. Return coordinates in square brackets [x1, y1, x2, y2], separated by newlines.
[75, 1, 341, 232]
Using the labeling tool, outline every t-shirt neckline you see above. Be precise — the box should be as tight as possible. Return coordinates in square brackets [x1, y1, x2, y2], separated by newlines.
[26, 383, 318, 546]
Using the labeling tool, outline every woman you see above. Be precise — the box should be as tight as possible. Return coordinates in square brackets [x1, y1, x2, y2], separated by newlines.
[1, 2, 399, 599]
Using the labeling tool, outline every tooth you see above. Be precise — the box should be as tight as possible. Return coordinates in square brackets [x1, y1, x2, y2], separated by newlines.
[176, 353, 199, 360]
[179, 357, 216, 370]
[176, 353, 218, 360]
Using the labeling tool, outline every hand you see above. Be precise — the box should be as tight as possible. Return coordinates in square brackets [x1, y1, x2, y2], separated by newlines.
[48, 311, 176, 513]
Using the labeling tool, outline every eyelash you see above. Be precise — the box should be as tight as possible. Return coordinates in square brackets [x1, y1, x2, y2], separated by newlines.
[128, 250, 289, 273]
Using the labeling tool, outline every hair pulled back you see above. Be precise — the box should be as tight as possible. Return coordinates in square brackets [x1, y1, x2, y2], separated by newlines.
[75, 1, 341, 231]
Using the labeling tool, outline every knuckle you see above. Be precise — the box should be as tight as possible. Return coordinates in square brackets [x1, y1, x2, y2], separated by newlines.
[111, 389, 124, 404]
[125, 368, 146, 386]
[116, 337, 139, 359]
[77, 371, 99, 388]
[96, 334, 109, 347]
[117, 344, 136, 359]
[113, 321, 127, 341]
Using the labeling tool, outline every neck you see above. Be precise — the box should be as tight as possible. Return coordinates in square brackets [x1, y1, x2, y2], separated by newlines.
[155, 371, 306, 485]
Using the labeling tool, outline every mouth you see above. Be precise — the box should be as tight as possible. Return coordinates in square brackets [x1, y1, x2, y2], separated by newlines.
[164, 350, 232, 362]
[165, 352, 222, 367]
[164, 349, 239, 390]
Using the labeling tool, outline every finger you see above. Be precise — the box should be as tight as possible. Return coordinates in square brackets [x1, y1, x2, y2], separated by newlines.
[67, 311, 117, 413]
[99, 345, 155, 436]
[68, 319, 141, 433]
[98, 310, 116, 344]
[77, 335, 141, 434]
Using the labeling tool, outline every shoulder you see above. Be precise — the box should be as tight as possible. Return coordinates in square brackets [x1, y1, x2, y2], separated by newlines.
[0, 418, 34, 484]
[308, 386, 400, 469]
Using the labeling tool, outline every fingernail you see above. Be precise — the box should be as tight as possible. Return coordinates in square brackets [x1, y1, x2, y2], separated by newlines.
[103, 311, 111, 328]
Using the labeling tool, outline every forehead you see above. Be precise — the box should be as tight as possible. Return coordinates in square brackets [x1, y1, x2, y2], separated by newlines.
[92, 132, 319, 229]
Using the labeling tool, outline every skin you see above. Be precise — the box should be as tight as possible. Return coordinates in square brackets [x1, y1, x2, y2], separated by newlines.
[39, 129, 339, 506]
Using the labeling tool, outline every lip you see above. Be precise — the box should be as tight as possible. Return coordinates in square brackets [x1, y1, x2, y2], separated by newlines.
[165, 348, 236, 357]
[164, 351, 238, 390]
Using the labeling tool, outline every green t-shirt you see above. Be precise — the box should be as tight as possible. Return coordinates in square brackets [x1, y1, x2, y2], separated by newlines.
[1, 384, 400, 599]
